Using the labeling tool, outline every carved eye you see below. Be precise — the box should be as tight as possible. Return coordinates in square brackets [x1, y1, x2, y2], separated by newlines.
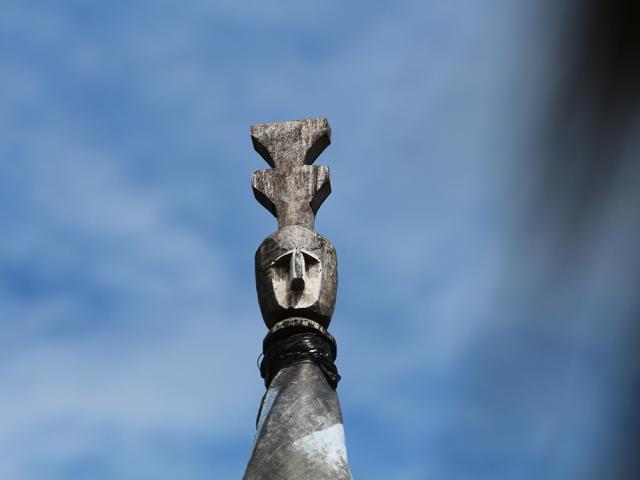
[300, 251, 320, 268]
[271, 250, 320, 270]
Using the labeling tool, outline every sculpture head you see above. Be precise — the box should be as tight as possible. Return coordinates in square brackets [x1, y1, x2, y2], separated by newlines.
[255, 225, 337, 328]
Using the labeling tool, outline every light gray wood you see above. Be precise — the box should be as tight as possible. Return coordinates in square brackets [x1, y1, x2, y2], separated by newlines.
[244, 118, 351, 479]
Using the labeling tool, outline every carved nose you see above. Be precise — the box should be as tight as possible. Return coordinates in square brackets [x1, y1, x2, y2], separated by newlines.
[290, 249, 305, 291]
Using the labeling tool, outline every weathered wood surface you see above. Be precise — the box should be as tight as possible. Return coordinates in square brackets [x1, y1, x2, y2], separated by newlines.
[255, 225, 337, 329]
[251, 118, 332, 230]
[244, 118, 351, 479]
[243, 362, 350, 480]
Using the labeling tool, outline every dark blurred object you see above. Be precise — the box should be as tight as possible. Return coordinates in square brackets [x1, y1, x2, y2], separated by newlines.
[572, 0, 640, 118]
[541, 0, 640, 230]
[538, 1, 640, 477]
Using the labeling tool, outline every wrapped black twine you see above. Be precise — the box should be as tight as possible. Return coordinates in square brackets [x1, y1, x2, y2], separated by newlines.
[259, 327, 341, 390]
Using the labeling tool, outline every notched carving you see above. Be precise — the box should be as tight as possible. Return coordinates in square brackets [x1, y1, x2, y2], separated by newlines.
[251, 118, 331, 168]
[251, 118, 337, 328]
[251, 164, 331, 229]
[310, 166, 331, 215]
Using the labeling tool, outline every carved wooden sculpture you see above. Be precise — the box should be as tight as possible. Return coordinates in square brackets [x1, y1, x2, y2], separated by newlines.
[243, 118, 352, 479]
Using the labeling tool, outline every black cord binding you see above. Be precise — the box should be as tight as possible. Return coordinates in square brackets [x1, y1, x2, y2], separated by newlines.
[259, 318, 341, 390]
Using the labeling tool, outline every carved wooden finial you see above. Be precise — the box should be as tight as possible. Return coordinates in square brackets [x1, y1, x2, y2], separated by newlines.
[245, 118, 350, 480]
[251, 118, 332, 230]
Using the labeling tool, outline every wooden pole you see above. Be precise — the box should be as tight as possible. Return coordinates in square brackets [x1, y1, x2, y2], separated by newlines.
[243, 118, 351, 479]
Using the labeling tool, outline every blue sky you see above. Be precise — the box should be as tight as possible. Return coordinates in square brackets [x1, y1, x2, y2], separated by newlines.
[1, 1, 639, 479]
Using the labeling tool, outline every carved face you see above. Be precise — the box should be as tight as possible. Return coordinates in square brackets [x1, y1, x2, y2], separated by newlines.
[270, 248, 322, 309]
[255, 225, 337, 328]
